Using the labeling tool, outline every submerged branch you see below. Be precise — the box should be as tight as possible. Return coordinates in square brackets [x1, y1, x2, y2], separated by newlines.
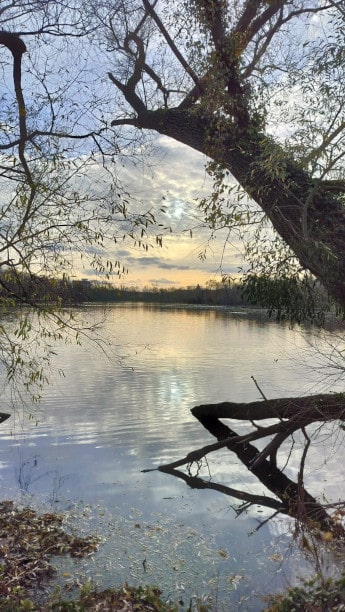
[147, 392, 345, 537]
[158, 465, 284, 512]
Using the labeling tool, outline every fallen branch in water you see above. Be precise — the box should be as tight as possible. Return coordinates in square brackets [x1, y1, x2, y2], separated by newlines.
[145, 393, 345, 537]
[192, 393, 345, 422]
[192, 393, 345, 469]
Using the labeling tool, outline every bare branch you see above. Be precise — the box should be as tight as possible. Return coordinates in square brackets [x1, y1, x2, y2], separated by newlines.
[141, 0, 203, 92]
[304, 121, 345, 164]
[108, 71, 147, 114]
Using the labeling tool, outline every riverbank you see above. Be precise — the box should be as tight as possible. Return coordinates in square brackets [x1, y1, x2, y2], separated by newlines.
[0, 500, 176, 611]
[1, 499, 344, 611]
[0, 501, 345, 612]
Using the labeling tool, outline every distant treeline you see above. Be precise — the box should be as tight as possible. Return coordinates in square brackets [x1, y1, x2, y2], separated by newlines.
[89, 282, 250, 306]
[0, 272, 250, 307]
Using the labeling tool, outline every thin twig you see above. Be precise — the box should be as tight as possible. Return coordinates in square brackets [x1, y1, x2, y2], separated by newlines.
[251, 375, 267, 400]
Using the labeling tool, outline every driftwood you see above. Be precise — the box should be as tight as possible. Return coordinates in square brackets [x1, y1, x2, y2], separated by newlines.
[145, 393, 345, 537]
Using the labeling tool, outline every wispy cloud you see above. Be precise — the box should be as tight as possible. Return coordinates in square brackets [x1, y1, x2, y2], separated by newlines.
[60, 135, 244, 287]
[126, 255, 190, 271]
[147, 278, 177, 285]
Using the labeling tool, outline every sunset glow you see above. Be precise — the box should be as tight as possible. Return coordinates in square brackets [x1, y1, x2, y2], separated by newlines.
[81, 137, 244, 288]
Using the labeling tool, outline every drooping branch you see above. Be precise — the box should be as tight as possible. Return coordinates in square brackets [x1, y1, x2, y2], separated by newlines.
[143, 417, 308, 472]
[156, 465, 285, 513]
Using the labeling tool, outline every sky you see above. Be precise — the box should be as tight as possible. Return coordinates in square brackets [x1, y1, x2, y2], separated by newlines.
[3, 5, 336, 292]
[81, 136, 245, 289]
[1, 27, 245, 292]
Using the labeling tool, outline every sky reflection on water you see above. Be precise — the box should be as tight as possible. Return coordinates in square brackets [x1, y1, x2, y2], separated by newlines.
[0, 304, 344, 609]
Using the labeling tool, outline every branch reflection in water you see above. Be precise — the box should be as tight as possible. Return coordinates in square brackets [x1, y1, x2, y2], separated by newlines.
[145, 395, 345, 540]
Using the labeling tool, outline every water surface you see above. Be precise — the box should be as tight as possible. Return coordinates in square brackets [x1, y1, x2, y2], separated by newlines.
[0, 304, 344, 610]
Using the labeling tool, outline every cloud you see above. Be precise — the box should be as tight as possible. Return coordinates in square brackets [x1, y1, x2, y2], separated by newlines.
[147, 278, 177, 285]
[127, 256, 190, 271]
[80, 268, 107, 277]
[117, 136, 212, 227]
[46, 134, 244, 287]
[115, 249, 132, 257]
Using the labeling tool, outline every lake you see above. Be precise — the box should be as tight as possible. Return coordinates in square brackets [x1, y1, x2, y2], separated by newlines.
[0, 303, 344, 610]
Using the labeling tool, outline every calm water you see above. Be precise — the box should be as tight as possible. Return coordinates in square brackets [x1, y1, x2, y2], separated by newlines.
[0, 304, 344, 610]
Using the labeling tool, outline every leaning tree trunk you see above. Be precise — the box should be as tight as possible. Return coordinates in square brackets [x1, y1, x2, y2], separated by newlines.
[108, 3, 345, 311]
[195, 411, 341, 534]
[132, 107, 345, 309]
[109, 1, 345, 539]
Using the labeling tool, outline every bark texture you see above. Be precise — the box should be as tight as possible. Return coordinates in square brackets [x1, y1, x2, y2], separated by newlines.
[108, 1, 345, 309]
[135, 108, 345, 308]
[192, 394, 345, 421]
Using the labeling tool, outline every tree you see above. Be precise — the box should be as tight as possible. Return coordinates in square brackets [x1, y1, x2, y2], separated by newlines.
[98, 0, 345, 536]
[2, 1, 344, 325]
[100, 0, 345, 313]
[0, 2, 166, 399]
[1, 1, 345, 535]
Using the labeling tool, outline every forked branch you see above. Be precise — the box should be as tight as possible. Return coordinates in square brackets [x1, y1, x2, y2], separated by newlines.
[146, 393, 345, 536]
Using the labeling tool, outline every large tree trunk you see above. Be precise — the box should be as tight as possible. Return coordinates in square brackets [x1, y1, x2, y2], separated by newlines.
[134, 107, 345, 308]
[108, 1, 345, 307]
